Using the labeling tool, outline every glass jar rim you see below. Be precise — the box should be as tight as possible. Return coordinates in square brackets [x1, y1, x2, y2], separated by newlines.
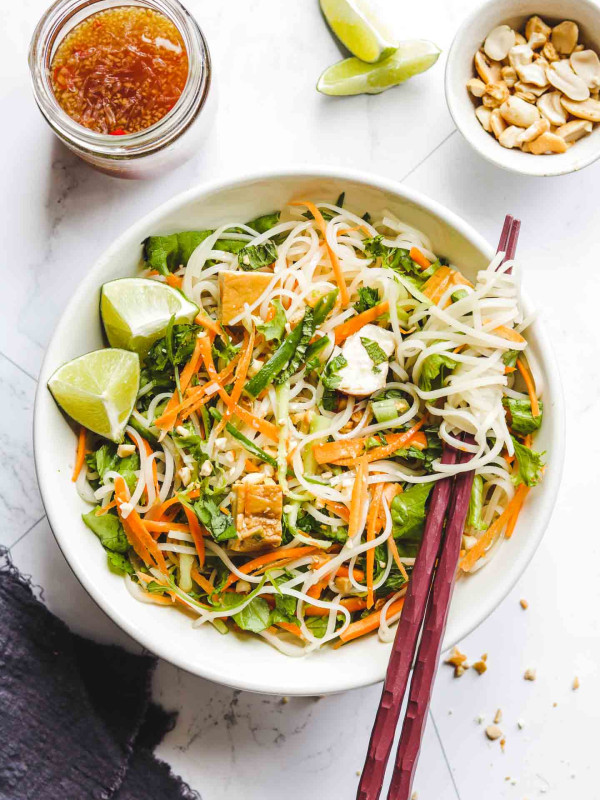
[28, 0, 211, 160]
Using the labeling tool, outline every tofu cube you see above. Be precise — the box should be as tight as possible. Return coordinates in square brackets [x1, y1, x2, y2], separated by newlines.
[230, 483, 283, 553]
[219, 271, 272, 326]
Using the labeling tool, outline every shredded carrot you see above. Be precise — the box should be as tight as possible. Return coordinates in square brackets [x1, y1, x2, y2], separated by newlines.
[335, 565, 366, 582]
[223, 546, 317, 590]
[324, 500, 350, 523]
[305, 597, 367, 616]
[145, 495, 180, 522]
[191, 566, 215, 595]
[165, 273, 183, 289]
[333, 301, 390, 345]
[194, 311, 223, 337]
[387, 534, 409, 583]
[244, 459, 261, 473]
[72, 426, 87, 482]
[290, 201, 349, 306]
[307, 576, 330, 601]
[336, 596, 406, 646]
[348, 456, 369, 541]
[214, 327, 255, 437]
[313, 428, 427, 466]
[422, 266, 453, 300]
[516, 358, 540, 417]
[366, 484, 384, 609]
[94, 500, 117, 516]
[128, 432, 159, 499]
[332, 417, 428, 468]
[183, 505, 205, 567]
[114, 476, 167, 573]
[409, 246, 431, 270]
[144, 520, 191, 534]
[460, 485, 530, 571]
[505, 485, 529, 539]
[493, 324, 526, 344]
[275, 621, 304, 638]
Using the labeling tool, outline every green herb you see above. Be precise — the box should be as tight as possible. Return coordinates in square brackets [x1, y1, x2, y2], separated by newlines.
[364, 235, 441, 285]
[353, 286, 380, 314]
[209, 408, 277, 468]
[321, 354, 348, 390]
[212, 331, 241, 368]
[511, 437, 545, 487]
[82, 509, 129, 553]
[305, 615, 329, 638]
[269, 593, 299, 625]
[85, 443, 140, 493]
[305, 335, 330, 370]
[304, 193, 345, 222]
[257, 298, 286, 343]
[296, 508, 348, 544]
[274, 307, 315, 384]
[312, 289, 339, 326]
[219, 592, 271, 633]
[193, 494, 237, 542]
[247, 211, 280, 233]
[172, 425, 210, 468]
[466, 475, 487, 531]
[128, 415, 159, 447]
[419, 351, 457, 391]
[143, 322, 201, 389]
[143, 231, 213, 276]
[503, 398, 544, 435]
[107, 552, 134, 575]
[321, 388, 339, 411]
[376, 562, 408, 596]
[237, 239, 278, 271]
[360, 337, 388, 370]
[391, 483, 433, 540]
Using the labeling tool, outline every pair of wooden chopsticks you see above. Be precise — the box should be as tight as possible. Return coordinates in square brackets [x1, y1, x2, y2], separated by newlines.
[357, 215, 521, 800]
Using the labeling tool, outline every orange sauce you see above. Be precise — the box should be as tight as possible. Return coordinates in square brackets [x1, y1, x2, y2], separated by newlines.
[50, 6, 188, 135]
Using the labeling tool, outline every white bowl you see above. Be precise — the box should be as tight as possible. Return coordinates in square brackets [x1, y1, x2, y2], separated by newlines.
[445, 0, 600, 177]
[34, 168, 565, 695]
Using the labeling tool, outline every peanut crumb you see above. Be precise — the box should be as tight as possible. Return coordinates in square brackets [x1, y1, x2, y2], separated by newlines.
[524, 668, 536, 681]
[517, 718, 525, 729]
[553, 702, 558, 707]
[494, 708, 503, 724]
[500, 737, 506, 752]
[411, 794, 419, 800]
[485, 724, 503, 741]
[573, 676, 580, 690]
[520, 598, 529, 609]
[445, 646, 469, 676]
[473, 659, 488, 675]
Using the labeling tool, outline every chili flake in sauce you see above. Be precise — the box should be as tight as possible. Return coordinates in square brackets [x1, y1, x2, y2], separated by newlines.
[50, 6, 189, 135]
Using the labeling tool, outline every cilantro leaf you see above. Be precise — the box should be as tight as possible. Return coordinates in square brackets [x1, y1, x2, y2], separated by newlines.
[193, 496, 237, 542]
[321, 354, 348, 390]
[354, 286, 380, 314]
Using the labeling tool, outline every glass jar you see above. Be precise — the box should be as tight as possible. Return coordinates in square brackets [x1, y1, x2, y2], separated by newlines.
[28, 0, 214, 179]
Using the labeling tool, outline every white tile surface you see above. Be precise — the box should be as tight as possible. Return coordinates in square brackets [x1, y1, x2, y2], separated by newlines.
[2, 0, 599, 798]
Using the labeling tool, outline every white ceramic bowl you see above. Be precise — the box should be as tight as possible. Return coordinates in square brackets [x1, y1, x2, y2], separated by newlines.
[445, 0, 600, 177]
[34, 168, 565, 695]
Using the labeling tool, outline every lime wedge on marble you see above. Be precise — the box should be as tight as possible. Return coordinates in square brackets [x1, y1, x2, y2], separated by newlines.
[319, 0, 398, 63]
[317, 40, 441, 96]
[101, 277, 198, 356]
[48, 349, 140, 442]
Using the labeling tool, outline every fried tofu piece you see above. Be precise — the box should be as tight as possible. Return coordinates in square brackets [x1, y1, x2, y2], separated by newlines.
[219, 271, 272, 326]
[230, 483, 283, 553]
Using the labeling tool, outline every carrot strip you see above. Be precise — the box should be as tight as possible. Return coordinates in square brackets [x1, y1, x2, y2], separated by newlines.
[144, 520, 191, 534]
[114, 477, 167, 573]
[409, 247, 431, 270]
[305, 597, 367, 616]
[72, 426, 87, 482]
[324, 500, 350, 523]
[366, 484, 384, 609]
[334, 418, 428, 468]
[492, 324, 525, 344]
[214, 327, 255, 437]
[290, 201, 349, 306]
[387, 535, 409, 583]
[516, 358, 540, 417]
[194, 312, 223, 337]
[348, 456, 369, 541]
[333, 301, 390, 345]
[191, 567, 215, 595]
[95, 500, 117, 516]
[244, 459, 261, 473]
[313, 429, 427, 466]
[422, 266, 453, 300]
[158, 358, 240, 429]
[222, 546, 317, 590]
[307, 576, 330, 601]
[184, 505, 205, 567]
[336, 565, 366, 582]
[337, 596, 406, 645]
[505, 485, 529, 539]
[165, 273, 183, 289]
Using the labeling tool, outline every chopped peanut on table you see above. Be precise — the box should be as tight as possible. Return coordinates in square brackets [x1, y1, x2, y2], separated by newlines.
[468, 15, 600, 154]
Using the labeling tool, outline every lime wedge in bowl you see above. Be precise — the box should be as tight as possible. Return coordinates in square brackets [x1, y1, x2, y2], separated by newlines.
[317, 40, 441, 96]
[101, 278, 198, 357]
[48, 349, 140, 443]
[319, 0, 398, 63]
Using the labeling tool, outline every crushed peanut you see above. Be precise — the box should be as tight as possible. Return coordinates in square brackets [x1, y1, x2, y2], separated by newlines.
[572, 676, 580, 690]
[520, 598, 529, 609]
[473, 653, 488, 675]
[485, 724, 503, 741]
[445, 646, 470, 677]
[494, 708, 503, 724]
[524, 668, 537, 681]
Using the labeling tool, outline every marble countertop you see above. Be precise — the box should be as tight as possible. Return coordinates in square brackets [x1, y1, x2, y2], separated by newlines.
[3, 0, 599, 798]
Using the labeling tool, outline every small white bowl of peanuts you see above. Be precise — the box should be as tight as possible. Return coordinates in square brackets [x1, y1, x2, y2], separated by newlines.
[445, 0, 600, 176]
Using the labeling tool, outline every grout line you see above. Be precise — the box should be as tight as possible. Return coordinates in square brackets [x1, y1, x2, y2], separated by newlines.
[430, 709, 463, 800]
[400, 129, 458, 184]
[9, 515, 47, 552]
[0, 349, 38, 384]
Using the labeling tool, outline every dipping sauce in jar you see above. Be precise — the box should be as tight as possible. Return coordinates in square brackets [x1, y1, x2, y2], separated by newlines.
[50, 7, 189, 135]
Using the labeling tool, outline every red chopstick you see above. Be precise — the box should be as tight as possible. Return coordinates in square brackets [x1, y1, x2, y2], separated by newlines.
[356, 216, 521, 800]
[386, 218, 521, 799]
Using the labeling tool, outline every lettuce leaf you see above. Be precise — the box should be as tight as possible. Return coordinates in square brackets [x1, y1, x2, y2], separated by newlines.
[503, 398, 544, 435]
[257, 299, 286, 344]
[391, 483, 433, 540]
[419, 352, 457, 391]
[511, 437, 545, 487]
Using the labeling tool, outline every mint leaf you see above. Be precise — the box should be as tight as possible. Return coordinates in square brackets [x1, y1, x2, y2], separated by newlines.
[321, 354, 348, 390]
[258, 298, 286, 344]
[238, 240, 278, 271]
[354, 286, 380, 314]
[360, 337, 388, 370]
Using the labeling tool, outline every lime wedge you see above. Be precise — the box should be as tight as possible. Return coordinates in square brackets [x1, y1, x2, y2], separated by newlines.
[317, 40, 441, 96]
[319, 0, 398, 63]
[101, 278, 198, 357]
[48, 349, 140, 442]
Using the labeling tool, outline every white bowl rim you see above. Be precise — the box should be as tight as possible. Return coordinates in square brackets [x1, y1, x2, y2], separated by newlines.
[34, 165, 565, 694]
[444, 0, 600, 177]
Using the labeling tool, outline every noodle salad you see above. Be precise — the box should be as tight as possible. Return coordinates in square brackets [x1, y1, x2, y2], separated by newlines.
[66, 197, 545, 656]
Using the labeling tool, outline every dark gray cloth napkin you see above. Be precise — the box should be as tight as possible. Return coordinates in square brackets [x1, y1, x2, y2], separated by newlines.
[0, 548, 199, 800]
